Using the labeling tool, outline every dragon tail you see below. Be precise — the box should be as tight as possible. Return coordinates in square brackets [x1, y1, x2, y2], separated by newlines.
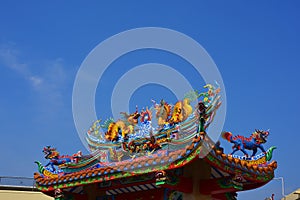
[266, 146, 277, 161]
[222, 131, 233, 142]
[35, 161, 45, 174]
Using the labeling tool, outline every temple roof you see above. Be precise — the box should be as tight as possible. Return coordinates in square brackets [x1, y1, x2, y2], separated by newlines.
[33, 85, 277, 199]
[34, 133, 277, 193]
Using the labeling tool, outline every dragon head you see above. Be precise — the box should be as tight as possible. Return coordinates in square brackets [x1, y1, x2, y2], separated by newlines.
[120, 106, 140, 125]
[43, 146, 59, 159]
[253, 129, 270, 144]
[129, 111, 140, 125]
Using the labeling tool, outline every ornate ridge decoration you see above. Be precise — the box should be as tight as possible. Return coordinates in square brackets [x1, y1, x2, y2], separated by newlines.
[34, 83, 277, 198]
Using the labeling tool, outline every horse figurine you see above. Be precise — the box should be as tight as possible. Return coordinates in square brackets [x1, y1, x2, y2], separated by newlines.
[43, 146, 81, 172]
[222, 129, 269, 157]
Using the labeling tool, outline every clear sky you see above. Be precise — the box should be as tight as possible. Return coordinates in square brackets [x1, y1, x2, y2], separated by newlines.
[0, 1, 299, 200]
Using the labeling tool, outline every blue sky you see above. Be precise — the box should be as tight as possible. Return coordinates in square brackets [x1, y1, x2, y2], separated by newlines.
[0, 1, 299, 199]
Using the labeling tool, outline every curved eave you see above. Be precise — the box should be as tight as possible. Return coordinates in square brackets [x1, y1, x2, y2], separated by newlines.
[204, 145, 277, 183]
[34, 133, 277, 192]
[34, 136, 204, 191]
